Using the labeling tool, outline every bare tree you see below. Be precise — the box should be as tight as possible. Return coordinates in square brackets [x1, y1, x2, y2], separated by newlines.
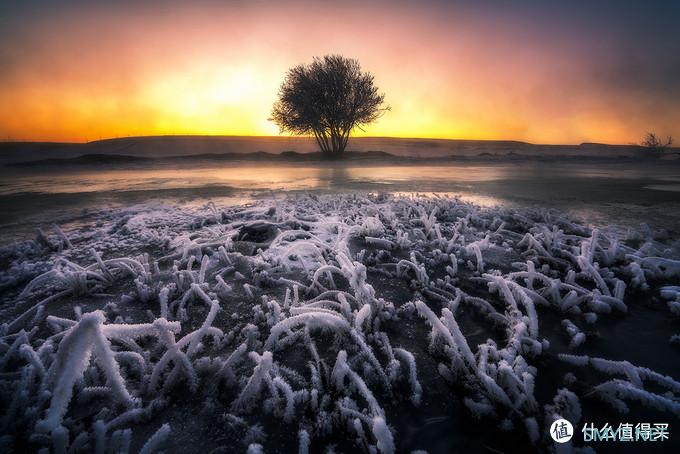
[641, 132, 673, 153]
[270, 55, 389, 158]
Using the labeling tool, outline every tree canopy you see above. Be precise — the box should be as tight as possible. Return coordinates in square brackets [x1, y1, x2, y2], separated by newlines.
[270, 55, 389, 158]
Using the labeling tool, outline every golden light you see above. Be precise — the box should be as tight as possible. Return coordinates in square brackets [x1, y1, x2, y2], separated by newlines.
[136, 63, 279, 136]
[0, 2, 677, 144]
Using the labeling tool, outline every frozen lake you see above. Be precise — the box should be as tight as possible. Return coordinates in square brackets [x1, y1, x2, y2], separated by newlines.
[1, 160, 679, 453]
[1, 160, 680, 244]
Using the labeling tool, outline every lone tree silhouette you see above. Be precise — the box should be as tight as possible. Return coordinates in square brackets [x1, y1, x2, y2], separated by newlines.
[641, 132, 673, 153]
[271, 55, 389, 159]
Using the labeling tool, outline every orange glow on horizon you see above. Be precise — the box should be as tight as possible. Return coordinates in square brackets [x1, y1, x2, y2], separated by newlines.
[1, 2, 678, 145]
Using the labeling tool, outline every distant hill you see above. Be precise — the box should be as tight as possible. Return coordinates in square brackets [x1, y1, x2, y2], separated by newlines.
[1, 135, 678, 165]
[6, 150, 404, 167]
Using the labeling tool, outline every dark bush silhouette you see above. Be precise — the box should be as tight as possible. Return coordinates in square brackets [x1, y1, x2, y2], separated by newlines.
[271, 55, 389, 158]
[641, 132, 673, 153]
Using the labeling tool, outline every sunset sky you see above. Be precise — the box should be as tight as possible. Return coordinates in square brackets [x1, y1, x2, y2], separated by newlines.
[1, 0, 679, 144]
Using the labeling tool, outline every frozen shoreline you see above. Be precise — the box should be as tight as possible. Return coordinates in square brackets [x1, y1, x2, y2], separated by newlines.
[1, 193, 679, 453]
[1, 158, 680, 245]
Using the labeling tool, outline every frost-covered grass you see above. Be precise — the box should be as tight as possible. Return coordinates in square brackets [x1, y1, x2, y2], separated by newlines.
[0, 193, 679, 453]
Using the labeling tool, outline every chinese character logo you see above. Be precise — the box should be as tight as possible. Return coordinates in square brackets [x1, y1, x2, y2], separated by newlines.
[550, 419, 574, 443]
[582, 422, 670, 442]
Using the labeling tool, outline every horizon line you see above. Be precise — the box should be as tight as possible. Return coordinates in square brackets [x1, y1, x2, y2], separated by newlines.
[0, 133, 646, 148]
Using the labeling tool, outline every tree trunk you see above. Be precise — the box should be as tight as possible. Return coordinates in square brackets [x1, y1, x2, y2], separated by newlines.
[330, 131, 346, 159]
[314, 130, 348, 159]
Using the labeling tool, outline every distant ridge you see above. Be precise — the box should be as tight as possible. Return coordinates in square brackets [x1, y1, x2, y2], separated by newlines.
[8, 149, 680, 169]
[1, 135, 677, 165]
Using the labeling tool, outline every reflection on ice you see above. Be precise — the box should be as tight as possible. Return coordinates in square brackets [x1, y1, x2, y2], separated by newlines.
[1, 161, 680, 243]
[0, 164, 515, 195]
